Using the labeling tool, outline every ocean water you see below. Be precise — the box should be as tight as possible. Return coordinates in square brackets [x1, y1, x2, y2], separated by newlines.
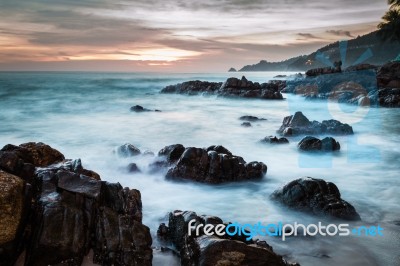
[1, 72, 399, 266]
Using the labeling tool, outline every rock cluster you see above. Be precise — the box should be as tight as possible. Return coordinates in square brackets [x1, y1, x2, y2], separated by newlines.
[0, 142, 152, 266]
[261, 136, 289, 144]
[277, 111, 353, 136]
[298, 136, 340, 151]
[271, 177, 360, 221]
[161, 76, 284, 100]
[157, 210, 299, 266]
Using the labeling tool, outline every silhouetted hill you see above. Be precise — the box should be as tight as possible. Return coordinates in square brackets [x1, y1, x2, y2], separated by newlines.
[237, 31, 399, 72]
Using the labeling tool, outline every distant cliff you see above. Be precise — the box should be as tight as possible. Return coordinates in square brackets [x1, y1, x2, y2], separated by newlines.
[237, 31, 399, 72]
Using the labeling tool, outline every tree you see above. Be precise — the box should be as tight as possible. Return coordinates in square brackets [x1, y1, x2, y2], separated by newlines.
[378, 1, 400, 42]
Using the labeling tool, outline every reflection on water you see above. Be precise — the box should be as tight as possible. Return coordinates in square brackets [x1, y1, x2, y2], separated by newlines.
[1, 72, 399, 266]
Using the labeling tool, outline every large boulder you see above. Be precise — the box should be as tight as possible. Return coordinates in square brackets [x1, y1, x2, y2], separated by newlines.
[271, 177, 360, 220]
[377, 61, 400, 89]
[165, 145, 267, 184]
[298, 136, 340, 151]
[158, 210, 299, 266]
[116, 143, 141, 157]
[0, 171, 30, 266]
[277, 111, 353, 136]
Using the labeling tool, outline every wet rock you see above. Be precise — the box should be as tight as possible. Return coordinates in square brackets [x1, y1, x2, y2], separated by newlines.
[239, 115, 267, 122]
[130, 105, 151, 112]
[378, 88, 400, 107]
[0, 171, 30, 266]
[161, 77, 283, 100]
[306, 62, 342, 77]
[261, 136, 289, 144]
[19, 142, 65, 167]
[143, 150, 155, 156]
[166, 145, 267, 184]
[158, 144, 186, 163]
[116, 143, 141, 157]
[241, 122, 252, 127]
[298, 136, 340, 152]
[158, 210, 298, 266]
[128, 163, 141, 173]
[278, 111, 353, 136]
[271, 177, 360, 220]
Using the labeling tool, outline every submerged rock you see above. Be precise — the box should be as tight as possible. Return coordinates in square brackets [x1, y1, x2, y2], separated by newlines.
[241, 122, 252, 127]
[116, 143, 141, 157]
[261, 136, 289, 144]
[161, 76, 283, 100]
[165, 145, 267, 184]
[158, 210, 299, 266]
[271, 177, 360, 221]
[128, 162, 141, 173]
[278, 111, 353, 136]
[130, 105, 161, 112]
[298, 136, 340, 151]
[239, 115, 267, 122]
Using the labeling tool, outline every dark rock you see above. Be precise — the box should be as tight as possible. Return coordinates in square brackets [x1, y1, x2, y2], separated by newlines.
[158, 210, 298, 266]
[274, 74, 287, 78]
[278, 111, 353, 136]
[166, 145, 267, 184]
[161, 77, 283, 100]
[241, 122, 252, 127]
[130, 105, 151, 112]
[19, 142, 65, 167]
[345, 63, 377, 72]
[143, 150, 155, 156]
[127, 163, 141, 173]
[306, 61, 342, 77]
[377, 61, 400, 89]
[239, 115, 267, 122]
[228, 67, 237, 72]
[298, 136, 340, 152]
[261, 136, 289, 144]
[271, 177, 360, 220]
[158, 144, 186, 163]
[116, 143, 141, 157]
[378, 88, 400, 107]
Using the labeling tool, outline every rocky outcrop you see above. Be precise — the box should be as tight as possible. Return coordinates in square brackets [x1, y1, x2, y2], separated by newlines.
[116, 143, 141, 157]
[298, 136, 340, 151]
[277, 111, 353, 136]
[377, 61, 400, 89]
[0, 143, 152, 266]
[239, 115, 267, 122]
[305, 61, 342, 77]
[241, 122, 252, 127]
[161, 76, 284, 100]
[228, 67, 237, 72]
[271, 177, 360, 221]
[261, 136, 289, 144]
[165, 145, 267, 184]
[130, 105, 161, 112]
[158, 210, 299, 266]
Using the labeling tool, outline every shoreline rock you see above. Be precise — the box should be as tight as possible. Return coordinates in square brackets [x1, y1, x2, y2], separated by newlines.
[161, 76, 284, 100]
[277, 111, 353, 136]
[158, 210, 299, 266]
[239, 115, 267, 122]
[261, 136, 289, 144]
[271, 177, 360, 221]
[130, 105, 161, 112]
[298, 136, 340, 152]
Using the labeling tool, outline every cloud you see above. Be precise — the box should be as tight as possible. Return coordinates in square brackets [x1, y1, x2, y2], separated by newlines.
[326, 30, 354, 38]
[297, 33, 320, 39]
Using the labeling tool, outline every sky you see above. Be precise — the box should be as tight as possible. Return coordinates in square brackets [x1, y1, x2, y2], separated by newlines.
[0, 0, 389, 72]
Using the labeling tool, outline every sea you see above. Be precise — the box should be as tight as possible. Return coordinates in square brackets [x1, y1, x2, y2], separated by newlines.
[0, 72, 399, 266]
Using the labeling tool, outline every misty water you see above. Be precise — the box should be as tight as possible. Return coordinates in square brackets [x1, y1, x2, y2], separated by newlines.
[1, 72, 399, 266]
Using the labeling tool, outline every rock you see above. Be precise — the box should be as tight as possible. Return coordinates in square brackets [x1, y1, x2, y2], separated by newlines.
[161, 77, 283, 100]
[228, 67, 237, 72]
[239, 115, 267, 122]
[306, 62, 342, 77]
[0, 171, 30, 266]
[158, 144, 186, 163]
[261, 136, 289, 144]
[116, 143, 141, 157]
[158, 210, 298, 266]
[298, 136, 340, 152]
[278, 111, 353, 136]
[19, 142, 65, 167]
[377, 61, 400, 89]
[274, 74, 287, 78]
[271, 177, 360, 220]
[345, 63, 377, 72]
[128, 163, 141, 173]
[166, 145, 267, 184]
[130, 105, 151, 112]
[241, 122, 252, 127]
[378, 88, 400, 107]
[143, 150, 155, 156]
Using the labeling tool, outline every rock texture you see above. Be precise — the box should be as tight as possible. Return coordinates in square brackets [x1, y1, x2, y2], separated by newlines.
[239, 115, 267, 122]
[0, 142, 152, 266]
[158, 210, 299, 266]
[298, 136, 340, 151]
[261, 136, 289, 144]
[277, 111, 353, 136]
[271, 177, 360, 220]
[161, 76, 284, 100]
[116, 143, 141, 157]
[164, 145, 267, 184]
